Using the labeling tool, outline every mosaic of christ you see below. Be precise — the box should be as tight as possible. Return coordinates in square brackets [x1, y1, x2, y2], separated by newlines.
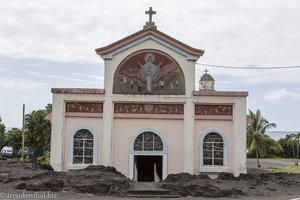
[113, 50, 185, 95]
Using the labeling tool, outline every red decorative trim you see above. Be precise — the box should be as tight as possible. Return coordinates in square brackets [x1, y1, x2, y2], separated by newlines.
[66, 102, 103, 113]
[193, 90, 248, 97]
[51, 88, 105, 94]
[114, 103, 184, 115]
[95, 28, 204, 57]
[195, 115, 233, 121]
[195, 105, 232, 116]
[65, 113, 103, 118]
[114, 113, 183, 120]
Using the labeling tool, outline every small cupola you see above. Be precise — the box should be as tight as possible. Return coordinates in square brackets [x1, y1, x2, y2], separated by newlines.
[199, 69, 215, 91]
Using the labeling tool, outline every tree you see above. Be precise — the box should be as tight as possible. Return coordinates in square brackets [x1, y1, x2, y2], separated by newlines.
[296, 133, 300, 165]
[5, 128, 22, 152]
[0, 117, 6, 150]
[25, 105, 51, 157]
[247, 109, 283, 167]
[288, 133, 300, 165]
[45, 103, 52, 113]
[0, 116, 5, 133]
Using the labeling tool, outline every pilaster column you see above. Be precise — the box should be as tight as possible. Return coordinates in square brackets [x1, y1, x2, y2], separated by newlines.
[50, 94, 65, 171]
[233, 97, 247, 176]
[182, 99, 195, 173]
[102, 97, 113, 166]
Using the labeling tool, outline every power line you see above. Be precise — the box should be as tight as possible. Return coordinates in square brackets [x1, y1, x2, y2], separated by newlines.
[196, 63, 300, 70]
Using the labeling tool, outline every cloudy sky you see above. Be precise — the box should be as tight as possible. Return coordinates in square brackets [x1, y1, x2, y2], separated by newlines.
[0, 0, 300, 132]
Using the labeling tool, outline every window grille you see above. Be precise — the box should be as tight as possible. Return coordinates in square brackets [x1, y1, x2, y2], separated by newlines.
[73, 129, 94, 164]
[134, 132, 163, 151]
[203, 133, 223, 166]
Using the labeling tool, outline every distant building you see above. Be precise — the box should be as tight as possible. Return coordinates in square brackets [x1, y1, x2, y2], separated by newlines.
[50, 7, 248, 180]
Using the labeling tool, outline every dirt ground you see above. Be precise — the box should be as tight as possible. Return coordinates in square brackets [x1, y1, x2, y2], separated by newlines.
[0, 159, 300, 200]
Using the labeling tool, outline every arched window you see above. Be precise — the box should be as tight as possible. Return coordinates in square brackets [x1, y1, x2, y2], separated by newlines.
[134, 132, 163, 151]
[73, 129, 94, 164]
[203, 132, 223, 166]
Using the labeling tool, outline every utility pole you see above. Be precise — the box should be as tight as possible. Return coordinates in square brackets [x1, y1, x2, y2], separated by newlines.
[21, 104, 25, 162]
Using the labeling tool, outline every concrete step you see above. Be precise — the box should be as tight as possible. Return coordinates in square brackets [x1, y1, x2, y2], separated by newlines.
[125, 182, 180, 198]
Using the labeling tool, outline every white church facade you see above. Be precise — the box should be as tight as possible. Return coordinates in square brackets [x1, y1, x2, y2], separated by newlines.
[50, 8, 248, 181]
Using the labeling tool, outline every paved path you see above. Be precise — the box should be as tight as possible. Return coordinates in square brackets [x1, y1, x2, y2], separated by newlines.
[247, 158, 296, 174]
[247, 158, 295, 168]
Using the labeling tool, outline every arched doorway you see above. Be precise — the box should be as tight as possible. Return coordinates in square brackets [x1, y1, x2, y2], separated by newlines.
[129, 129, 167, 182]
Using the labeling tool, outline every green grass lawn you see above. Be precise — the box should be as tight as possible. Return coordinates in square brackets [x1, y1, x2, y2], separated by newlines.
[260, 157, 295, 160]
[267, 165, 300, 173]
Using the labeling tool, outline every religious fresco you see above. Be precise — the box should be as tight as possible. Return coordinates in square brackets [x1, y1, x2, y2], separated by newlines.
[114, 103, 184, 115]
[195, 105, 232, 116]
[113, 50, 185, 95]
[66, 102, 103, 113]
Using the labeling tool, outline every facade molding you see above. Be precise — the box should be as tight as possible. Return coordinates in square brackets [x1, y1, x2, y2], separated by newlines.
[52, 88, 105, 94]
[193, 90, 248, 97]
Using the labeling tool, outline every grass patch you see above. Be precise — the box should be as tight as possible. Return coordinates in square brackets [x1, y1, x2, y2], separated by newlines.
[259, 157, 294, 160]
[267, 165, 300, 173]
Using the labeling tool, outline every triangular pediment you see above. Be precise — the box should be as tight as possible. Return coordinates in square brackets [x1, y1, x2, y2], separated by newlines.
[95, 27, 204, 61]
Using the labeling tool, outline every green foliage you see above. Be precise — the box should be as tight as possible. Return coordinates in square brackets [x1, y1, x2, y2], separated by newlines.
[0, 132, 6, 151]
[0, 117, 6, 150]
[0, 117, 22, 154]
[45, 103, 52, 113]
[19, 154, 30, 163]
[247, 109, 283, 167]
[267, 165, 300, 173]
[1, 104, 52, 160]
[36, 150, 50, 165]
[287, 133, 300, 165]
[0, 116, 5, 133]
[276, 136, 295, 158]
[25, 105, 51, 157]
[5, 128, 22, 153]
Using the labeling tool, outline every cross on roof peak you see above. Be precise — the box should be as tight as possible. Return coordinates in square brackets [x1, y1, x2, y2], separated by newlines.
[143, 7, 157, 29]
[145, 7, 156, 22]
[204, 69, 209, 74]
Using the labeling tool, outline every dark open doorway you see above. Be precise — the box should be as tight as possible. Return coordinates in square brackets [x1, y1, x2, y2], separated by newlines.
[135, 155, 162, 182]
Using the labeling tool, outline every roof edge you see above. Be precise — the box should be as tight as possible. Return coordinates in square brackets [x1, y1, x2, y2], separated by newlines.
[95, 27, 204, 58]
[51, 88, 105, 94]
[193, 90, 248, 97]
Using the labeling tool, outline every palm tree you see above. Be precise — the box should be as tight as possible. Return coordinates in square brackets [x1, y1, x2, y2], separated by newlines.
[296, 133, 300, 165]
[25, 107, 51, 157]
[289, 133, 300, 165]
[247, 109, 283, 167]
[287, 137, 297, 163]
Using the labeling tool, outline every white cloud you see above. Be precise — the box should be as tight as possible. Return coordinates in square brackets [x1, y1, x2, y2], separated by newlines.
[26, 70, 104, 83]
[200, 66, 300, 85]
[70, 72, 104, 81]
[0, 78, 48, 90]
[263, 89, 300, 102]
[26, 71, 41, 76]
[0, 67, 8, 71]
[0, 0, 299, 68]
[249, 98, 258, 107]
[21, 96, 32, 100]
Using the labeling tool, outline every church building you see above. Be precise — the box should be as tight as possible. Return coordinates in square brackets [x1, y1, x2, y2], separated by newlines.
[50, 7, 248, 181]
